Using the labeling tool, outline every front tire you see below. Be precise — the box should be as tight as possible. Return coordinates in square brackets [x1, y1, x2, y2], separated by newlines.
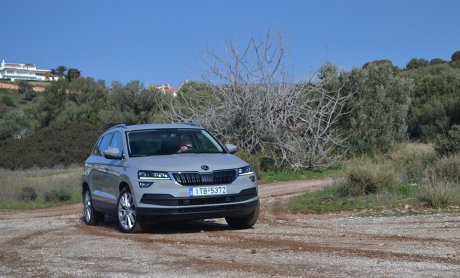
[225, 202, 260, 229]
[83, 188, 104, 225]
[117, 187, 143, 233]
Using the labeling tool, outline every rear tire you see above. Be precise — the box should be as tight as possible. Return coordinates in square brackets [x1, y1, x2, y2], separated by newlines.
[117, 187, 143, 233]
[225, 202, 260, 229]
[83, 188, 104, 225]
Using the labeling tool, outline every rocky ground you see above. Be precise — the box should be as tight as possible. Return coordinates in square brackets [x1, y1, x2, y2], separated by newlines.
[1, 179, 459, 277]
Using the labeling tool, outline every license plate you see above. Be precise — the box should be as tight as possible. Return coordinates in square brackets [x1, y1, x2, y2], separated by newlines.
[189, 186, 227, 196]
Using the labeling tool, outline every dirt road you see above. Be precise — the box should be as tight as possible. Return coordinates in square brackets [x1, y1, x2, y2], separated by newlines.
[1, 179, 459, 277]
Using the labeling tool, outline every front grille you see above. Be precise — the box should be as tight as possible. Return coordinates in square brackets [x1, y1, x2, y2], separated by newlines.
[172, 170, 237, 186]
[140, 188, 257, 206]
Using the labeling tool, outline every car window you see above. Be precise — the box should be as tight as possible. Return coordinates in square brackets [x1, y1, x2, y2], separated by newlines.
[195, 131, 223, 152]
[110, 132, 124, 157]
[98, 133, 113, 156]
[127, 129, 224, 156]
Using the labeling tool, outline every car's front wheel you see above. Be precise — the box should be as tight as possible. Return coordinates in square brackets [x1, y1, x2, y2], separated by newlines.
[83, 188, 104, 225]
[225, 202, 260, 229]
[117, 187, 143, 233]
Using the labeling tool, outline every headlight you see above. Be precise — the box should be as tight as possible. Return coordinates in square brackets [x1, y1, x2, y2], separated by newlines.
[138, 170, 170, 180]
[238, 165, 254, 176]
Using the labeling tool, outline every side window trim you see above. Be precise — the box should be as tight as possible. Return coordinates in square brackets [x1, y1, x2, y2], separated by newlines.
[92, 137, 103, 155]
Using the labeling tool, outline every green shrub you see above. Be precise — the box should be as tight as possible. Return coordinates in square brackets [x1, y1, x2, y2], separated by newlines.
[341, 160, 400, 196]
[388, 143, 435, 182]
[44, 186, 72, 202]
[0, 121, 103, 169]
[19, 186, 38, 201]
[1, 95, 15, 107]
[22, 90, 37, 101]
[432, 154, 460, 182]
[341, 61, 413, 154]
[402, 64, 460, 141]
[435, 125, 460, 156]
[0, 102, 8, 118]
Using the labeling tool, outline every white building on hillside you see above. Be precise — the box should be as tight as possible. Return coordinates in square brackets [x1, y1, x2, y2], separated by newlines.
[155, 83, 180, 96]
[0, 59, 55, 81]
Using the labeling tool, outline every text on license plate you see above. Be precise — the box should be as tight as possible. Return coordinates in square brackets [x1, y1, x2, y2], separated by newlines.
[189, 186, 227, 196]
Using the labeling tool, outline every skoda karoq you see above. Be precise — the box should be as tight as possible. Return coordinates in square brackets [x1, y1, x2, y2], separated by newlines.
[82, 123, 259, 233]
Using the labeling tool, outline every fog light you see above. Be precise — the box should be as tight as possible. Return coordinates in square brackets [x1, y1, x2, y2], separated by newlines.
[139, 181, 153, 188]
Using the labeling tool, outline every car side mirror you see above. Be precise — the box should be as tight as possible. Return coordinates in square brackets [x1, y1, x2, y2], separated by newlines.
[103, 147, 123, 159]
[225, 144, 238, 154]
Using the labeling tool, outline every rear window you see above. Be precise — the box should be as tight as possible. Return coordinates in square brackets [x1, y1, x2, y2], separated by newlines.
[127, 129, 225, 156]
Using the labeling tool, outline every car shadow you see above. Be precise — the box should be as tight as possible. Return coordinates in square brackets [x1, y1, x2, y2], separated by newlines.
[98, 215, 232, 234]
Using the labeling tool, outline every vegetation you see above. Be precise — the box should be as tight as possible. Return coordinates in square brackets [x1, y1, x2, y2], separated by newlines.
[0, 122, 103, 169]
[401, 64, 460, 140]
[1, 33, 460, 212]
[0, 167, 81, 209]
[435, 125, 460, 156]
[287, 143, 460, 214]
[285, 183, 421, 214]
[339, 60, 413, 154]
[164, 33, 350, 169]
[262, 167, 342, 183]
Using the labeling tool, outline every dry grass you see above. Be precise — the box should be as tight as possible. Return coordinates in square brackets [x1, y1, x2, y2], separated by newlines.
[0, 166, 82, 208]
[432, 154, 460, 182]
[418, 180, 460, 208]
[387, 143, 436, 182]
[341, 159, 402, 196]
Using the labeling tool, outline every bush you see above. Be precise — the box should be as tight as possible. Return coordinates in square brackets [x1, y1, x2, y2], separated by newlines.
[17, 81, 36, 101]
[432, 154, 460, 182]
[418, 180, 456, 208]
[44, 186, 72, 202]
[0, 102, 7, 118]
[22, 90, 37, 101]
[1, 95, 15, 107]
[402, 64, 460, 141]
[19, 186, 38, 201]
[341, 61, 413, 154]
[341, 160, 400, 196]
[435, 125, 460, 156]
[388, 143, 435, 182]
[0, 121, 103, 169]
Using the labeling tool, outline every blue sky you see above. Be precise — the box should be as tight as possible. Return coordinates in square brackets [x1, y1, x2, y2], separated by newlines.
[2, 0, 459, 87]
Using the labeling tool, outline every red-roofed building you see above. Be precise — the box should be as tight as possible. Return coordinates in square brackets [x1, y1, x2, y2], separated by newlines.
[155, 84, 180, 96]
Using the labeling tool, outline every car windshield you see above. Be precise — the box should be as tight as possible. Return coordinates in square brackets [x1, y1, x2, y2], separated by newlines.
[127, 128, 225, 156]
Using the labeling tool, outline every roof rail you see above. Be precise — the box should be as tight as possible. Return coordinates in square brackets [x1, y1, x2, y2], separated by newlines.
[176, 121, 202, 127]
[108, 124, 128, 130]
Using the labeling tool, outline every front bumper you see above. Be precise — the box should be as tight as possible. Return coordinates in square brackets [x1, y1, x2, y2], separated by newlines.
[137, 199, 259, 223]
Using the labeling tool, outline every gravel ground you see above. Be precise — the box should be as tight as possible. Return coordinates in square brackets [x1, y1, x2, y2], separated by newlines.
[1, 179, 459, 277]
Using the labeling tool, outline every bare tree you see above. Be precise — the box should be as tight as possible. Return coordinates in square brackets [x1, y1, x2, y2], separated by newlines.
[161, 30, 351, 169]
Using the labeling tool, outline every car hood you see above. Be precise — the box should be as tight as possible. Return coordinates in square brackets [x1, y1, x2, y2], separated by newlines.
[126, 153, 249, 172]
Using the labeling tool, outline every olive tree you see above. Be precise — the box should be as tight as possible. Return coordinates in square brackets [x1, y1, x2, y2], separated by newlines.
[98, 81, 163, 126]
[340, 61, 413, 154]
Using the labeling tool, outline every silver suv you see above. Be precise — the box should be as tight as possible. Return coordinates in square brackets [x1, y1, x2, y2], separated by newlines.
[82, 123, 259, 233]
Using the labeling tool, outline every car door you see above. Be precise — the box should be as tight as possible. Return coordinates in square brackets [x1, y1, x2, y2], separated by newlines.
[102, 131, 126, 209]
[88, 132, 114, 209]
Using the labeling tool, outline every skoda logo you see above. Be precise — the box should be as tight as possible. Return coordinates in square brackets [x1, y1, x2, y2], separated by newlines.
[201, 165, 209, 171]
